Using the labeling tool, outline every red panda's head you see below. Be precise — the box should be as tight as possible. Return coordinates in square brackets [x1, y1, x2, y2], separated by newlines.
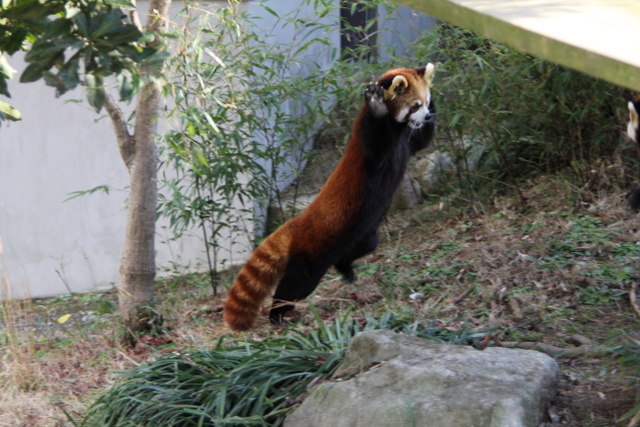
[377, 63, 435, 129]
[628, 97, 640, 143]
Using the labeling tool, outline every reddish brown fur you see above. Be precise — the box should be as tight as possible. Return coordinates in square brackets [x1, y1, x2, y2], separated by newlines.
[224, 225, 292, 331]
[223, 123, 367, 331]
[224, 65, 436, 331]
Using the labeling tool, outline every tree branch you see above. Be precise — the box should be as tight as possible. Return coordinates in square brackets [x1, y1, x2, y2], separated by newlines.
[104, 94, 135, 170]
[128, 0, 142, 31]
[146, 0, 171, 34]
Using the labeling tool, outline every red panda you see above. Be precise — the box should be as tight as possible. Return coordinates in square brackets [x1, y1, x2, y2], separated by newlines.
[224, 64, 437, 331]
[628, 97, 640, 210]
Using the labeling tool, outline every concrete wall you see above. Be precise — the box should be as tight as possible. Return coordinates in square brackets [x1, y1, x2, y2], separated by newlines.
[0, 49, 217, 299]
[379, 4, 438, 63]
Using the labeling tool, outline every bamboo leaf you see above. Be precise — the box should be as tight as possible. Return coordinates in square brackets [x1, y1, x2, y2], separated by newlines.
[261, 5, 279, 18]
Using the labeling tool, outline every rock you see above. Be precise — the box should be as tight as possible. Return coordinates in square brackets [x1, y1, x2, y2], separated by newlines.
[390, 172, 423, 212]
[285, 330, 559, 427]
[389, 138, 487, 211]
[412, 137, 486, 192]
[413, 148, 455, 190]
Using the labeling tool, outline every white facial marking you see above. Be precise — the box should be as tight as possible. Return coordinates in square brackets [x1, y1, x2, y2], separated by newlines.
[408, 105, 428, 128]
[407, 90, 431, 129]
[395, 106, 409, 123]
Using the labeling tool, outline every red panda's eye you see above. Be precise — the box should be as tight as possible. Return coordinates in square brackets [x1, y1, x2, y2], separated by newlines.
[410, 104, 420, 113]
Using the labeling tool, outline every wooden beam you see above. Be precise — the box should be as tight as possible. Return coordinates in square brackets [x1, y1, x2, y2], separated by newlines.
[399, 0, 640, 92]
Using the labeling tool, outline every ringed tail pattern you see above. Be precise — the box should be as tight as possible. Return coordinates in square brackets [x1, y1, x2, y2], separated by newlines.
[223, 224, 292, 331]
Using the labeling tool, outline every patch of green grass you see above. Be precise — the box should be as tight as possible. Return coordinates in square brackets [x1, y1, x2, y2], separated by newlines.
[505, 330, 545, 342]
[613, 242, 640, 259]
[579, 285, 624, 306]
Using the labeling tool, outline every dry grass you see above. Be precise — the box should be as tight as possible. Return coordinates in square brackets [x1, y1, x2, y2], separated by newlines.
[0, 245, 140, 426]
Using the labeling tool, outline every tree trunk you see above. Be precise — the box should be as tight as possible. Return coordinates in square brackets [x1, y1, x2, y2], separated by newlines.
[117, 78, 160, 332]
[111, 0, 171, 335]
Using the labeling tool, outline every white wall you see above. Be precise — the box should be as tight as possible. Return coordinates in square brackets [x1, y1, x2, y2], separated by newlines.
[0, 52, 220, 298]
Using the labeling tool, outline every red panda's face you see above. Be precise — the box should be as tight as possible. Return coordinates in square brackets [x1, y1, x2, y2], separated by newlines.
[378, 63, 435, 129]
[628, 98, 639, 143]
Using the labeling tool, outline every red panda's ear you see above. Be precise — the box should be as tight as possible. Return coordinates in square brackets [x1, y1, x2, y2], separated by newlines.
[383, 75, 408, 100]
[424, 63, 435, 87]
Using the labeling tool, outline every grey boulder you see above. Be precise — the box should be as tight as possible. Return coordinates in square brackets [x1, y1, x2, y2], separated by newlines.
[285, 329, 559, 427]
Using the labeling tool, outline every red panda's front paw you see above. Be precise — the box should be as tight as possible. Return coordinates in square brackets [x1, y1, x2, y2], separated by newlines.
[365, 83, 388, 118]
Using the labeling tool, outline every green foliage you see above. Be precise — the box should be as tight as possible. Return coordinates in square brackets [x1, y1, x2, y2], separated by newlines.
[156, 13, 637, 288]
[414, 25, 632, 199]
[0, 0, 167, 117]
[157, 0, 380, 292]
[539, 215, 613, 271]
[579, 284, 623, 306]
[78, 309, 358, 427]
[78, 307, 494, 426]
[81, 339, 342, 426]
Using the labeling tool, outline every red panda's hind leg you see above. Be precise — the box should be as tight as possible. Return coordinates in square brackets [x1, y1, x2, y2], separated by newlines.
[269, 252, 329, 325]
[335, 232, 379, 283]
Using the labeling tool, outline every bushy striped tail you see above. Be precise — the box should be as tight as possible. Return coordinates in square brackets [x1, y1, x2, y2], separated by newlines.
[224, 226, 292, 331]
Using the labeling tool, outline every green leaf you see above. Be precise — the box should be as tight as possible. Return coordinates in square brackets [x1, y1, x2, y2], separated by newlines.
[64, 185, 112, 202]
[72, 12, 89, 37]
[91, 9, 126, 38]
[104, 0, 136, 10]
[0, 53, 16, 79]
[47, 53, 80, 96]
[0, 99, 21, 121]
[204, 48, 226, 68]
[195, 149, 210, 168]
[85, 73, 105, 112]
[261, 4, 279, 18]
[42, 17, 73, 39]
[104, 24, 142, 44]
[24, 41, 67, 63]
[19, 62, 44, 83]
[203, 111, 220, 134]
[116, 68, 134, 100]
[140, 50, 170, 67]
[3, 26, 29, 55]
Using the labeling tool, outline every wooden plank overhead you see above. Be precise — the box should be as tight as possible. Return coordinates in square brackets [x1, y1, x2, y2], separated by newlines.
[398, 0, 640, 91]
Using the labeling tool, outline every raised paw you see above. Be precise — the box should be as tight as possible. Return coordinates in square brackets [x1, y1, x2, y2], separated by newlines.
[364, 83, 388, 118]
